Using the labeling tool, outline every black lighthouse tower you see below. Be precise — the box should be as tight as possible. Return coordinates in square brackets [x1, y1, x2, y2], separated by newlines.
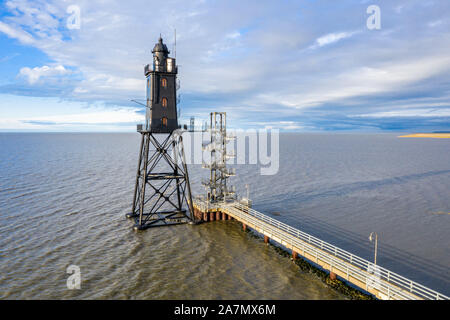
[126, 36, 194, 230]
[146, 36, 178, 132]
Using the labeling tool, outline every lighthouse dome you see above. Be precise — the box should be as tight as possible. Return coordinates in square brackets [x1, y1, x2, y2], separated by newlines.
[152, 37, 170, 54]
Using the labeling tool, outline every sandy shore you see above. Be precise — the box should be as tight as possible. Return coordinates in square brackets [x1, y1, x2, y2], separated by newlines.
[398, 133, 450, 139]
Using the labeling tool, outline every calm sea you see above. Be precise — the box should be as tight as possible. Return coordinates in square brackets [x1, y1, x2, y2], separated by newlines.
[0, 133, 449, 299]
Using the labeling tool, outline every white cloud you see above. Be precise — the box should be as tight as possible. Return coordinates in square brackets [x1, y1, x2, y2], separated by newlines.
[0, 21, 35, 44]
[353, 108, 450, 118]
[311, 31, 358, 49]
[225, 31, 241, 39]
[0, 53, 20, 63]
[19, 65, 71, 84]
[23, 107, 143, 124]
[279, 121, 303, 130]
[251, 121, 304, 131]
[248, 55, 450, 109]
[428, 20, 443, 28]
[0, 106, 144, 131]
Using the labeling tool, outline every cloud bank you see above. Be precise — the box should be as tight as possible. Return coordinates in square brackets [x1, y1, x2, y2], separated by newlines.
[0, 0, 449, 131]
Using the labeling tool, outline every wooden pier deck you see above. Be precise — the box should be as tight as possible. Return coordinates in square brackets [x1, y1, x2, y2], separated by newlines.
[193, 200, 449, 300]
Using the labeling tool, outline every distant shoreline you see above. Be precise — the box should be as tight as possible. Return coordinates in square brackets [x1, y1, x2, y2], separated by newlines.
[398, 133, 450, 139]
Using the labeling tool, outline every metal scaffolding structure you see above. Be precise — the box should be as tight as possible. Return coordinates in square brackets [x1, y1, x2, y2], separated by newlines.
[201, 112, 236, 203]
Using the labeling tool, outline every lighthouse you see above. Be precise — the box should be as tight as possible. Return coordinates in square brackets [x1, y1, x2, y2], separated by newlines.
[127, 36, 194, 230]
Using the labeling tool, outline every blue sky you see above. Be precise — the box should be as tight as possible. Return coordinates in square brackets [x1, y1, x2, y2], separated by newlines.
[0, 0, 449, 132]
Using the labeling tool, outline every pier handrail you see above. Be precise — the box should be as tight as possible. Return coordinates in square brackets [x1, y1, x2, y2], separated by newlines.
[194, 200, 449, 300]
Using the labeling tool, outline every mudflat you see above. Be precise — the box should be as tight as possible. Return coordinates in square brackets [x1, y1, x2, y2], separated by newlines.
[398, 133, 450, 138]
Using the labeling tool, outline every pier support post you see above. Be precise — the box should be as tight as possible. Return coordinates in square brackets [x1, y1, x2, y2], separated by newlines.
[203, 212, 208, 222]
[227, 214, 232, 220]
[264, 235, 269, 244]
[330, 271, 337, 280]
[216, 211, 220, 220]
[242, 223, 247, 231]
[222, 213, 227, 221]
[209, 211, 215, 221]
[292, 251, 298, 260]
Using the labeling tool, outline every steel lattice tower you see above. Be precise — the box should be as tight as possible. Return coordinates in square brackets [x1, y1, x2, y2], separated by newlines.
[126, 37, 194, 230]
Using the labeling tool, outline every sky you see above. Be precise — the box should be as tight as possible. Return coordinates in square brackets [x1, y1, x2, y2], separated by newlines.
[0, 0, 449, 132]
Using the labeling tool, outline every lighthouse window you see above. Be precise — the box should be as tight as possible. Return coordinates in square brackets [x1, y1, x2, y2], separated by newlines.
[161, 78, 167, 88]
[162, 117, 167, 127]
[162, 97, 168, 107]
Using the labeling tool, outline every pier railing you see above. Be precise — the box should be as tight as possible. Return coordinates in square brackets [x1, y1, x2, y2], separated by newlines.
[194, 200, 449, 300]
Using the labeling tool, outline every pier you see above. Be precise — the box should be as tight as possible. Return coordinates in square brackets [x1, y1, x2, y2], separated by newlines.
[193, 199, 449, 300]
